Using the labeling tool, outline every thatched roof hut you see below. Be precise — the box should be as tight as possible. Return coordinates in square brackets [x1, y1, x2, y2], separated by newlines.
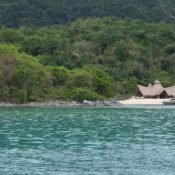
[165, 86, 175, 97]
[136, 80, 165, 98]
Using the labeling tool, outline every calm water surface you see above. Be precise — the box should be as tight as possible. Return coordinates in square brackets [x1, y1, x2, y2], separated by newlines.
[0, 107, 175, 175]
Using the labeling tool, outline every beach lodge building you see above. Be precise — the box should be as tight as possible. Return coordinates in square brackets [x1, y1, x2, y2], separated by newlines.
[136, 80, 175, 98]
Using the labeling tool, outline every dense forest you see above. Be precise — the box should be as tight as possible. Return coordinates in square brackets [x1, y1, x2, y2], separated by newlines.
[0, 17, 175, 102]
[0, 0, 175, 27]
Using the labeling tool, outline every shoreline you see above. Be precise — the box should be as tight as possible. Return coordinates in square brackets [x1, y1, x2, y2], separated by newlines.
[0, 98, 173, 107]
[0, 100, 122, 107]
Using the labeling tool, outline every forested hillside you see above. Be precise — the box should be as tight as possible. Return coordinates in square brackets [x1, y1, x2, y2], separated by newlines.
[0, 0, 175, 27]
[0, 17, 175, 102]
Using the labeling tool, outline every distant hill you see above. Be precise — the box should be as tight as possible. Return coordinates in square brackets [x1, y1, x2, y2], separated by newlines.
[0, 0, 175, 27]
[1, 17, 175, 103]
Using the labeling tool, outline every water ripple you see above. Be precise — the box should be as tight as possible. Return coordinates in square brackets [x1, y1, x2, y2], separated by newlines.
[0, 107, 174, 174]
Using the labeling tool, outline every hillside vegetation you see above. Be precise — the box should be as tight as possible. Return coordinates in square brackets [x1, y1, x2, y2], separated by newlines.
[0, 17, 175, 102]
[0, 0, 175, 27]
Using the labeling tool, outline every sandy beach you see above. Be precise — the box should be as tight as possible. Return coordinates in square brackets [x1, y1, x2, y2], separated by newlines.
[119, 97, 170, 105]
[0, 98, 172, 107]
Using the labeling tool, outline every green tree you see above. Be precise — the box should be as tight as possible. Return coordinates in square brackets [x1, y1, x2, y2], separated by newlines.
[49, 66, 70, 86]
[67, 88, 103, 102]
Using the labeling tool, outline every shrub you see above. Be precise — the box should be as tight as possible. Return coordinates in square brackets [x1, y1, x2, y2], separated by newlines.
[68, 69, 92, 88]
[49, 66, 70, 86]
[86, 67, 115, 97]
[66, 88, 103, 102]
[9, 88, 28, 103]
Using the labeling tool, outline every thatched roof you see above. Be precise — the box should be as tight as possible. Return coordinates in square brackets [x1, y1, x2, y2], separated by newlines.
[165, 86, 175, 97]
[137, 80, 175, 97]
[154, 80, 161, 84]
[148, 83, 153, 87]
[137, 80, 164, 97]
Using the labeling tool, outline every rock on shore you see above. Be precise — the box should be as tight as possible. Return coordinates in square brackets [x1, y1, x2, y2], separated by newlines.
[0, 100, 122, 107]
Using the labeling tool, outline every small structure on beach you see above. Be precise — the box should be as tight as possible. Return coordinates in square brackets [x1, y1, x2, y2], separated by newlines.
[136, 80, 175, 98]
[165, 85, 175, 98]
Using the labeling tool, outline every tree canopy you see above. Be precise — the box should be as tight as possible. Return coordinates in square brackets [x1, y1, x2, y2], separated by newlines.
[0, 17, 175, 102]
[0, 0, 175, 27]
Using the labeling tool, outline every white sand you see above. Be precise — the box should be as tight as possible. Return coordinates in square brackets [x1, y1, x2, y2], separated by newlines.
[119, 97, 170, 105]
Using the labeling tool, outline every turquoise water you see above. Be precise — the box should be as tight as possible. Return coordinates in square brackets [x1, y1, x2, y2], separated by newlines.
[0, 107, 175, 175]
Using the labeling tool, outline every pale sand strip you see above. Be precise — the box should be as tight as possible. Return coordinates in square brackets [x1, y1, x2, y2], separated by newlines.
[119, 98, 170, 105]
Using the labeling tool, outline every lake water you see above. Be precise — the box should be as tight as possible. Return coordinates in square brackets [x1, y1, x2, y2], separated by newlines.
[0, 107, 175, 175]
